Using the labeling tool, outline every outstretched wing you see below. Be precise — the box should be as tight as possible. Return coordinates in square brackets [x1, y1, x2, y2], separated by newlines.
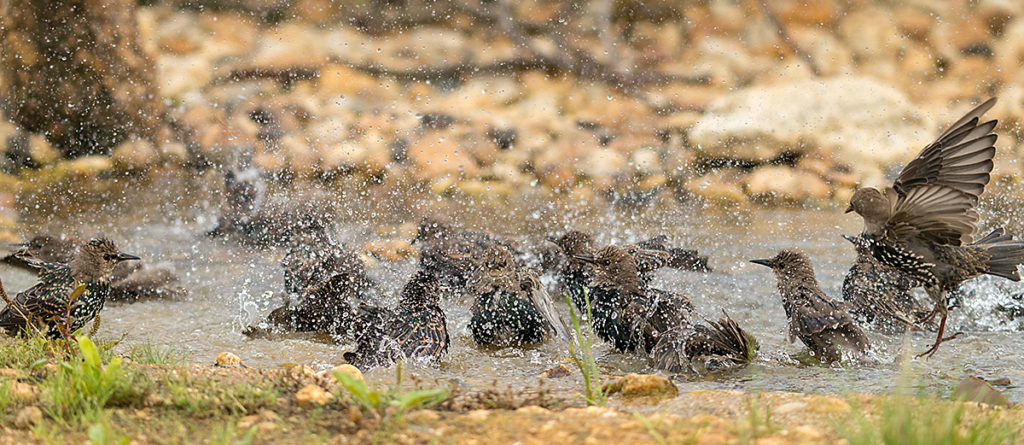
[893, 98, 997, 200]
[885, 185, 980, 245]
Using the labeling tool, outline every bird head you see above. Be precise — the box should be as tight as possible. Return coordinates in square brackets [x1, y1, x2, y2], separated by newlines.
[479, 246, 515, 278]
[846, 187, 891, 223]
[547, 230, 594, 256]
[70, 238, 140, 282]
[574, 245, 641, 291]
[400, 270, 441, 307]
[750, 250, 817, 283]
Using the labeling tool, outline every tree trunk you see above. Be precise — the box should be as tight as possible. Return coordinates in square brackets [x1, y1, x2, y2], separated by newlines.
[0, 0, 163, 158]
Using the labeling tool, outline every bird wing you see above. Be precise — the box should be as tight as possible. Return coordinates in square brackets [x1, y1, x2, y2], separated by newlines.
[885, 185, 981, 245]
[893, 98, 997, 200]
[792, 286, 857, 336]
[518, 269, 571, 341]
[624, 246, 670, 274]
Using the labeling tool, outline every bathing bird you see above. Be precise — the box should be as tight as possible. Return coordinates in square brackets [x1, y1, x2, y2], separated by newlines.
[573, 245, 693, 353]
[752, 250, 870, 363]
[650, 310, 759, 374]
[845, 98, 1024, 356]
[343, 270, 450, 370]
[413, 217, 520, 294]
[841, 234, 933, 334]
[0, 238, 139, 337]
[467, 246, 569, 347]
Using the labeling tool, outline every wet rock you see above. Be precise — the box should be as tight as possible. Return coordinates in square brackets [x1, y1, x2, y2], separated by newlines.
[215, 352, 245, 367]
[14, 406, 42, 428]
[602, 374, 678, 399]
[540, 364, 572, 379]
[683, 170, 747, 204]
[744, 166, 831, 203]
[112, 138, 158, 171]
[295, 384, 332, 409]
[953, 376, 1009, 406]
[689, 77, 932, 180]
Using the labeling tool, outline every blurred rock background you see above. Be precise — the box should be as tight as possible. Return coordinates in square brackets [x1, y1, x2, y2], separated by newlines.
[0, 0, 1022, 214]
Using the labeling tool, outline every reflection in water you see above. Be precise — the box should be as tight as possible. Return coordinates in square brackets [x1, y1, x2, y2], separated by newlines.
[6, 173, 1024, 402]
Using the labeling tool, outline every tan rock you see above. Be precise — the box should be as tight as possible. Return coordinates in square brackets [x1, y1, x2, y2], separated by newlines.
[0, 367, 18, 379]
[295, 384, 332, 409]
[330, 364, 364, 383]
[745, 166, 832, 202]
[27, 134, 60, 165]
[684, 171, 747, 204]
[112, 138, 158, 171]
[215, 352, 244, 367]
[12, 382, 38, 401]
[63, 156, 113, 177]
[14, 406, 42, 428]
[602, 374, 678, 399]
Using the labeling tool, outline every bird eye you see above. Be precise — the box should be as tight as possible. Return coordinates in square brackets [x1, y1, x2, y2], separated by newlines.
[104, 254, 115, 261]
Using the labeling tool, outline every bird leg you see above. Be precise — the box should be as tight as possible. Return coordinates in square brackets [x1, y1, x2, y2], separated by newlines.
[916, 308, 960, 358]
[917, 304, 941, 324]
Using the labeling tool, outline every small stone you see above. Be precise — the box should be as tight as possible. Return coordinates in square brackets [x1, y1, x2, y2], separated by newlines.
[285, 363, 315, 380]
[0, 367, 18, 379]
[953, 376, 1009, 406]
[330, 364, 364, 383]
[14, 406, 42, 428]
[12, 382, 38, 401]
[237, 414, 260, 429]
[295, 384, 331, 409]
[215, 352, 244, 367]
[602, 374, 678, 399]
[540, 364, 572, 379]
[111, 138, 158, 171]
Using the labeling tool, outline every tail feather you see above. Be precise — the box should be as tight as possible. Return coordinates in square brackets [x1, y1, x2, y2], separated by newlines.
[688, 310, 759, 365]
[977, 228, 1024, 281]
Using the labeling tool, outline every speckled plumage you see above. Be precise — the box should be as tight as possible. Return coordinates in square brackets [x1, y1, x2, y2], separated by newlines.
[651, 311, 758, 374]
[414, 217, 520, 293]
[343, 271, 450, 370]
[0, 238, 139, 337]
[753, 250, 870, 363]
[467, 246, 569, 347]
[575, 246, 693, 354]
[841, 235, 932, 334]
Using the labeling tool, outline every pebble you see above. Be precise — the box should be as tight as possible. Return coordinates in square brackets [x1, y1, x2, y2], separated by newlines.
[329, 364, 364, 383]
[603, 374, 678, 399]
[14, 406, 42, 428]
[215, 352, 244, 367]
[294, 384, 332, 409]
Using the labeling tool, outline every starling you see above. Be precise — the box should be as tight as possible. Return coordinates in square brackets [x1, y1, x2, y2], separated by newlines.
[752, 250, 871, 363]
[845, 98, 1024, 356]
[650, 311, 758, 374]
[245, 225, 376, 338]
[0, 238, 140, 337]
[467, 246, 569, 347]
[841, 234, 932, 334]
[574, 246, 693, 353]
[343, 271, 450, 370]
[547, 230, 705, 314]
[413, 217, 520, 293]
[2, 234, 183, 302]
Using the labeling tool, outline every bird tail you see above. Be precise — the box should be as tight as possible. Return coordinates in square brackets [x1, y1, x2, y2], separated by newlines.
[974, 228, 1024, 281]
[688, 310, 759, 365]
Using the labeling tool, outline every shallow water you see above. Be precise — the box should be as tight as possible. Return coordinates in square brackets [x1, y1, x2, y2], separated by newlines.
[7, 172, 1024, 403]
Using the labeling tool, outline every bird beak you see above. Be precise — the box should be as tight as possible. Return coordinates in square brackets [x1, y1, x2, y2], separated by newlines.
[749, 259, 772, 267]
[573, 253, 597, 263]
[844, 205, 854, 213]
[545, 235, 558, 244]
[116, 253, 141, 262]
[841, 234, 856, 244]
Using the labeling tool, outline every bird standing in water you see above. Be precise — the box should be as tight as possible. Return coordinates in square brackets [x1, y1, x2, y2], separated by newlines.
[574, 245, 693, 354]
[467, 246, 569, 348]
[343, 271, 450, 370]
[845, 98, 1024, 356]
[0, 238, 139, 337]
[752, 250, 870, 364]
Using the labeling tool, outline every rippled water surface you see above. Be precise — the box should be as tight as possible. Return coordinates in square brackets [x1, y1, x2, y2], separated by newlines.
[8, 172, 1024, 403]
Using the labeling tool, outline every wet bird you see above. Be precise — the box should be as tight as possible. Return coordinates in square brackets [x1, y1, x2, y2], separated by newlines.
[547, 230, 708, 314]
[0, 238, 140, 337]
[650, 311, 758, 374]
[752, 250, 871, 363]
[2, 234, 183, 302]
[414, 217, 520, 293]
[467, 246, 569, 348]
[245, 223, 376, 338]
[343, 271, 450, 370]
[841, 234, 933, 334]
[845, 98, 1024, 356]
[574, 245, 693, 353]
